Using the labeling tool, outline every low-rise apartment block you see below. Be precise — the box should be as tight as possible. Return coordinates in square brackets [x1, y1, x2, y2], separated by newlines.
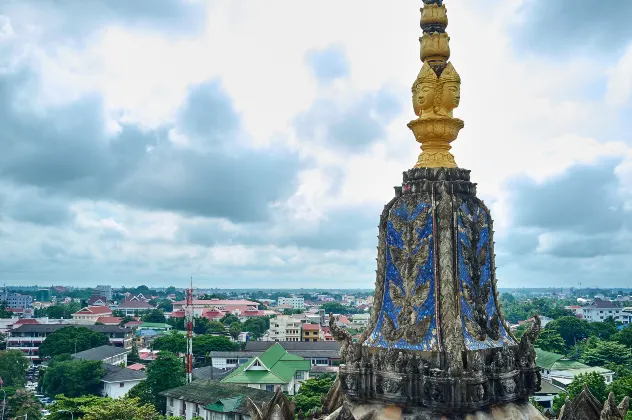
[277, 297, 304, 310]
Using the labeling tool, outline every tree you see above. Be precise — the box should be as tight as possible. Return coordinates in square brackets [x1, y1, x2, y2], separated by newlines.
[193, 335, 238, 355]
[128, 341, 142, 364]
[581, 340, 632, 367]
[48, 395, 108, 420]
[545, 316, 590, 348]
[126, 380, 154, 407]
[229, 322, 242, 340]
[167, 316, 185, 331]
[0, 350, 29, 386]
[38, 326, 109, 358]
[320, 302, 358, 315]
[42, 359, 106, 397]
[119, 316, 137, 327]
[220, 313, 240, 325]
[613, 326, 632, 347]
[156, 299, 174, 312]
[291, 375, 335, 414]
[146, 351, 185, 411]
[142, 309, 166, 324]
[534, 330, 567, 355]
[243, 317, 270, 339]
[589, 321, 619, 341]
[81, 397, 163, 420]
[500, 293, 516, 304]
[609, 376, 632, 403]
[44, 302, 81, 319]
[207, 321, 227, 333]
[0, 304, 13, 319]
[6, 389, 42, 419]
[150, 331, 186, 354]
[552, 372, 608, 413]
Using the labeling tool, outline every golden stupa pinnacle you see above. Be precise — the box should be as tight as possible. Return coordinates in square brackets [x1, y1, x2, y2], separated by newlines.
[408, 0, 464, 169]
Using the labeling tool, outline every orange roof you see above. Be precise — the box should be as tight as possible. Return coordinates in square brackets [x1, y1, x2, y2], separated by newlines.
[97, 317, 122, 324]
[302, 324, 320, 331]
[14, 319, 39, 325]
[74, 306, 112, 315]
[127, 363, 146, 371]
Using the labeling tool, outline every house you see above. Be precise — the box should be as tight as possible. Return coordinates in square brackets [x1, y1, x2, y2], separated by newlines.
[115, 297, 155, 316]
[536, 348, 614, 386]
[221, 343, 311, 395]
[88, 296, 108, 306]
[127, 363, 146, 371]
[137, 322, 172, 333]
[171, 299, 259, 317]
[161, 380, 275, 420]
[277, 297, 305, 310]
[96, 317, 122, 326]
[264, 315, 301, 342]
[8, 324, 134, 362]
[581, 299, 627, 323]
[532, 380, 565, 411]
[72, 345, 128, 366]
[192, 366, 235, 381]
[301, 324, 320, 342]
[101, 364, 146, 398]
[72, 306, 113, 324]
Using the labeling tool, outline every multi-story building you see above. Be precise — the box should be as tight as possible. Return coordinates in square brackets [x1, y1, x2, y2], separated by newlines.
[72, 305, 113, 324]
[581, 298, 627, 323]
[95, 285, 113, 301]
[171, 299, 259, 317]
[114, 296, 155, 316]
[266, 315, 301, 342]
[36, 288, 51, 303]
[301, 323, 320, 342]
[0, 291, 33, 309]
[277, 297, 304, 310]
[8, 324, 133, 362]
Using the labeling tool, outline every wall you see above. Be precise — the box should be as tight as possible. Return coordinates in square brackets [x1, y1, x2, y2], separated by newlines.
[102, 379, 142, 399]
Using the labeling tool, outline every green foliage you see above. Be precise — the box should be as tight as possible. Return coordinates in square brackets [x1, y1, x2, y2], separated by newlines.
[142, 309, 167, 323]
[193, 334, 238, 355]
[220, 313, 240, 325]
[156, 299, 174, 312]
[0, 349, 29, 386]
[192, 318, 226, 335]
[42, 359, 106, 397]
[588, 321, 619, 341]
[552, 372, 608, 414]
[167, 316, 185, 331]
[242, 317, 270, 339]
[126, 380, 154, 407]
[40, 302, 82, 319]
[38, 326, 110, 358]
[291, 374, 335, 414]
[545, 316, 590, 348]
[81, 397, 163, 420]
[535, 330, 567, 355]
[6, 388, 42, 419]
[119, 316, 137, 326]
[0, 304, 13, 319]
[581, 339, 632, 367]
[48, 395, 109, 420]
[613, 326, 632, 347]
[319, 302, 359, 315]
[229, 322, 242, 340]
[609, 376, 632, 402]
[151, 331, 186, 353]
[128, 341, 142, 364]
[146, 351, 185, 411]
[499, 297, 572, 324]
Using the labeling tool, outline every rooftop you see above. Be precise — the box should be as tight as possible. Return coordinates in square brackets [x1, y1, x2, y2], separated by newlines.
[72, 345, 128, 361]
[12, 324, 132, 334]
[302, 324, 320, 331]
[245, 340, 340, 352]
[102, 365, 146, 382]
[160, 380, 274, 413]
[117, 300, 154, 309]
[173, 299, 258, 306]
[74, 306, 112, 315]
[535, 348, 590, 371]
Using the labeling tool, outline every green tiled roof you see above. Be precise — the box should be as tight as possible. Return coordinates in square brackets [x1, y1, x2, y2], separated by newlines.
[535, 348, 589, 370]
[222, 342, 311, 385]
[205, 397, 244, 413]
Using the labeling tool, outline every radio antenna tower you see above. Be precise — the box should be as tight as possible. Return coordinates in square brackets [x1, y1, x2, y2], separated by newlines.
[185, 277, 194, 384]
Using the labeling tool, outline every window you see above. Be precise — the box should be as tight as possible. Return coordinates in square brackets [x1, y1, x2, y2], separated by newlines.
[227, 359, 238, 365]
[295, 371, 305, 380]
[266, 385, 274, 392]
[120, 382, 125, 387]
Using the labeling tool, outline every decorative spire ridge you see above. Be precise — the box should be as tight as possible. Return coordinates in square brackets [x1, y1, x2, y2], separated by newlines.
[408, 0, 464, 168]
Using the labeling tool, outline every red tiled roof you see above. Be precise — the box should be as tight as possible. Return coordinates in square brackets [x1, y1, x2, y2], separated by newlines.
[124, 321, 143, 328]
[97, 317, 122, 325]
[88, 296, 107, 305]
[337, 315, 351, 324]
[14, 319, 39, 325]
[302, 324, 320, 331]
[127, 363, 146, 371]
[74, 306, 113, 315]
[173, 299, 258, 306]
[169, 311, 185, 318]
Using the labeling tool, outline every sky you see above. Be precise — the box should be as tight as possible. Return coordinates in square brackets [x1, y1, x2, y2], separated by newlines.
[1, 0, 632, 289]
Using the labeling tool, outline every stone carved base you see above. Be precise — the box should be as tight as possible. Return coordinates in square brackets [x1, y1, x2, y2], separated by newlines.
[324, 400, 546, 420]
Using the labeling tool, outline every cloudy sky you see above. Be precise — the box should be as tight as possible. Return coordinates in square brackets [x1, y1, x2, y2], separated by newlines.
[1, 0, 632, 289]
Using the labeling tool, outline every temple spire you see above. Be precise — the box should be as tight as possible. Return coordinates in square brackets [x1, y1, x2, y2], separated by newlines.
[409, 0, 463, 168]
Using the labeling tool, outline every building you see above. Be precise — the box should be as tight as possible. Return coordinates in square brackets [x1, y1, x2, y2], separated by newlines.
[301, 324, 320, 342]
[72, 306, 113, 324]
[8, 324, 133, 362]
[115, 297, 155, 316]
[221, 343, 311, 395]
[211, 341, 341, 371]
[171, 299, 259, 316]
[36, 288, 50, 303]
[101, 364, 146, 398]
[95, 285, 113, 301]
[536, 348, 614, 386]
[265, 315, 301, 342]
[0, 291, 33, 309]
[96, 316, 122, 326]
[72, 345, 128, 366]
[581, 299, 626, 323]
[88, 296, 108, 306]
[137, 322, 172, 333]
[277, 297, 304, 310]
[532, 380, 565, 411]
[161, 380, 275, 420]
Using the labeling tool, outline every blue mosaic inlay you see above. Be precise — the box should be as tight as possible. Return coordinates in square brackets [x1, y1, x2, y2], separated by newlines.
[457, 202, 516, 350]
[365, 199, 438, 351]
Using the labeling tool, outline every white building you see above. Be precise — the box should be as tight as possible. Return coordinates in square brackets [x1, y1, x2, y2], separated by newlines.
[277, 297, 304, 310]
[72, 306, 113, 324]
[72, 345, 128, 366]
[581, 298, 627, 323]
[95, 285, 113, 301]
[265, 315, 301, 342]
[101, 365, 146, 398]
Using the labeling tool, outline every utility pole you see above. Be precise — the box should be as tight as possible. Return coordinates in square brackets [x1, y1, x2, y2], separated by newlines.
[185, 277, 194, 384]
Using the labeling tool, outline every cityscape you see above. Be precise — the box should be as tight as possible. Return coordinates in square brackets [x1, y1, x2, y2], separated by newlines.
[1, 0, 631, 419]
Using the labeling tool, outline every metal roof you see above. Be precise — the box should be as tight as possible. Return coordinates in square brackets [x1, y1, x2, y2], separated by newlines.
[72, 345, 128, 361]
[102, 365, 146, 382]
[245, 340, 340, 351]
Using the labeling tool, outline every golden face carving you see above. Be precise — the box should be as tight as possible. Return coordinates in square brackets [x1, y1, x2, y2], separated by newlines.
[417, 82, 436, 115]
[439, 81, 460, 115]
